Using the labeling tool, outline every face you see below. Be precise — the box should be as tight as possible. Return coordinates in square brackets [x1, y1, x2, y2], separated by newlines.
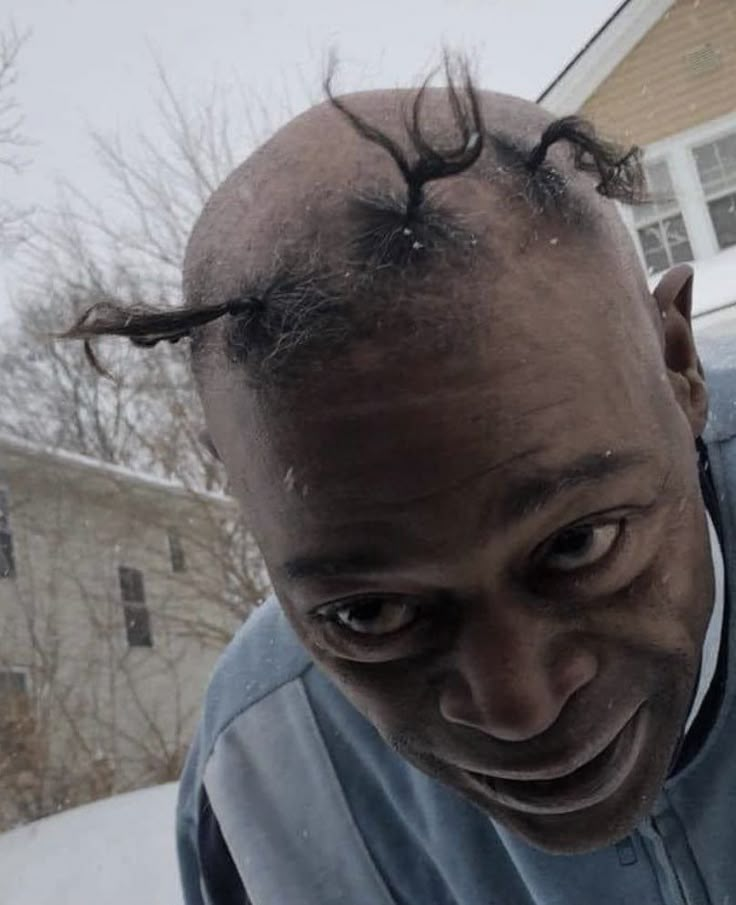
[200, 230, 712, 854]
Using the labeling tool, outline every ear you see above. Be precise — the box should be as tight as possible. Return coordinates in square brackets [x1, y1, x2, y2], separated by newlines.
[652, 264, 708, 437]
[198, 429, 222, 462]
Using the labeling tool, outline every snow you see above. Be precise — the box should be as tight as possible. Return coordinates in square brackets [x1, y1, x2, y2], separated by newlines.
[0, 784, 182, 905]
[648, 246, 736, 319]
[0, 432, 234, 507]
[692, 246, 736, 316]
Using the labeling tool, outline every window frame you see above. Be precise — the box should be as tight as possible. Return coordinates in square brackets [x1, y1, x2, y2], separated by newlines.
[691, 127, 736, 251]
[0, 667, 30, 697]
[632, 158, 695, 275]
[0, 667, 32, 724]
[0, 485, 16, 580]
[167, 528, 187, 574]
[618, 111, 736, 274]
[117, 565, 153, 648]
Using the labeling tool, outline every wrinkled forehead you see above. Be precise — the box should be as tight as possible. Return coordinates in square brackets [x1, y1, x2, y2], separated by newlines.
[202, 249, 666, 534]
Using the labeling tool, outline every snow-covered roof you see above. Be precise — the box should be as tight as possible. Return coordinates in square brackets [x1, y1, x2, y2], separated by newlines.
[0, 784, 180, 905]
[0, 432, 235, 508]
[538, 0, 675, 113]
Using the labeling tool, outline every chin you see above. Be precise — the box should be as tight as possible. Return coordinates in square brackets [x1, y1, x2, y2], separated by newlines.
[425, 704, 681, 855]
[491, 757, 666, 855]
[490, 782, 659, 855]
[463, 709, 677, 855]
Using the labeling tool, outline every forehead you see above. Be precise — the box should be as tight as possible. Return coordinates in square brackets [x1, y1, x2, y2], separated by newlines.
[204, 245, 667, 557]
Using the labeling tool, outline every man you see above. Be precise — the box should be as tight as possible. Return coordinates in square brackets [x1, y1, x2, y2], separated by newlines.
[66, 67, 735, 904]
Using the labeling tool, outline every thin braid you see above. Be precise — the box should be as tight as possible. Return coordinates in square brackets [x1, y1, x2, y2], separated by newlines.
[60, 295, 259, 377]
[325, 55, 484, 226]
[526, 115, 644, 202]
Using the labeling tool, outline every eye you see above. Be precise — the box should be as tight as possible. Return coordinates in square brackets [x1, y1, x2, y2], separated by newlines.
[320, 596, 418, 636]
[539, 521, 622, 573]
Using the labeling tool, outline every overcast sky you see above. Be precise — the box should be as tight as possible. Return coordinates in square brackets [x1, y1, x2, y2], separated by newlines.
[1, 0, 622, 316]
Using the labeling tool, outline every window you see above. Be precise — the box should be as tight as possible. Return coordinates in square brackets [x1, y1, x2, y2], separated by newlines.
[633, 160, 693, 274]
[0, 487, 16, 579]
[0, 669, 30, 721]
[0, 669, 28, 697]
[167, 529, 186, 573]
[118, 565, 153, 647]
[693, 131, 736, 250]
[0, 669, 35, 765]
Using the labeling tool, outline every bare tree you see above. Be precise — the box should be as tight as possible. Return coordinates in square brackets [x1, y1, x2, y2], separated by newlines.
[0, 22, 31, 252]
[0, 65, 265, 488]
[0, 70, 275, 828]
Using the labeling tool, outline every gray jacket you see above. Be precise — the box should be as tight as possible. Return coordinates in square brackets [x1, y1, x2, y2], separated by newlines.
[177, 329, 736, 905]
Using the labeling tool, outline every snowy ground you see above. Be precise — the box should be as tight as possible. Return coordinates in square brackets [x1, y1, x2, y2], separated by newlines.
[0, 783, 181, 905]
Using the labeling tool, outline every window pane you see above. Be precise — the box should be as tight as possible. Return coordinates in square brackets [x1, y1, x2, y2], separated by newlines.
[0, 530, 15, 579]
[693, 142, 721, 189]
[0, 670, 28, 695]
[663, 215, 694, 263]
[119, 565, 145, 603]
[719, 133, 736, 174]
[0, 670, 30, 725]
[0, 488, 10, 533]
[634, 160, 678, 223]
[123, 604, 153, 647]
[637, 224, 670, 274]
[694, 132, 736, 195]
[708, 193, 736, 249]
[168, 529, 186, 573]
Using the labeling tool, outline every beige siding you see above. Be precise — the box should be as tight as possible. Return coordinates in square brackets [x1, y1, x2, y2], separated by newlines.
[581, 0, 736, 144]
[0, 442, 261, 829]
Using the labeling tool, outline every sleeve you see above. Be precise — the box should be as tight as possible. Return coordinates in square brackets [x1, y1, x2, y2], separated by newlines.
[176, 734, 251, 905]
[198, 787, 251, 905]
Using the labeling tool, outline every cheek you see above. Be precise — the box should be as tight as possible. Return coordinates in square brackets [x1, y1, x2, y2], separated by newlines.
[652, 504, 713, 648]
[311, 649, 435, 735]
[602, 504, 712, 673]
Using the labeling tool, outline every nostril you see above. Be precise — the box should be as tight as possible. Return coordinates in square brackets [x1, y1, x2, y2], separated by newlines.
[438, 650, 597, 743]
[439, 675, 563, 742]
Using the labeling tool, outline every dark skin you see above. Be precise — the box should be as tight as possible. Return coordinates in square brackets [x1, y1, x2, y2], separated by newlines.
[189, 91, 713, 855]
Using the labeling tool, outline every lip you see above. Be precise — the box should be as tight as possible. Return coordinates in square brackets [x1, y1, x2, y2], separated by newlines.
[466, 706, 648, 816]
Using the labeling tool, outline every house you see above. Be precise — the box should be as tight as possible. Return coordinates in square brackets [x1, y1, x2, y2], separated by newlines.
[0, 434, 264, 830]
[538, 0, 736, 329]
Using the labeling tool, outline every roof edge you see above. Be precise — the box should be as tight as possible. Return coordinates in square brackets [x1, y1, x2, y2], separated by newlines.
[0, 432, 235, 508]
[538, 0, 674, 113]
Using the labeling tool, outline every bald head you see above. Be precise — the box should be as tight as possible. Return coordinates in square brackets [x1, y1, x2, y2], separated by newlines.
[181, 79, 649, 383]
[185, 88, 555, 287]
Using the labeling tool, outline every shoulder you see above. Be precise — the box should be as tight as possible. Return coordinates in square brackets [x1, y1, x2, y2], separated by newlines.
[196, 596, 313, 751]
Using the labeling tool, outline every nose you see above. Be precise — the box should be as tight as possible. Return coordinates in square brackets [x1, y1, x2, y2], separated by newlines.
[438, 608, 598, 743]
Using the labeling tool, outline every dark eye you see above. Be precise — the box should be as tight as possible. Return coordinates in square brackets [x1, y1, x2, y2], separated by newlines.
[322, 597, 418, 636]
[541, 522, 621, 572]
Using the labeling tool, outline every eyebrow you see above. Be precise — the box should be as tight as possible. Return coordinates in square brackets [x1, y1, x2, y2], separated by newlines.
[283, 548, 397, 582]
[282, 450, 655, 583]
[497, 450, 655, 524]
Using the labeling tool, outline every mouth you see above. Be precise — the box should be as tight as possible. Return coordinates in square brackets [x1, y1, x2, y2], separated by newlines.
[466, 706, 648, 816]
